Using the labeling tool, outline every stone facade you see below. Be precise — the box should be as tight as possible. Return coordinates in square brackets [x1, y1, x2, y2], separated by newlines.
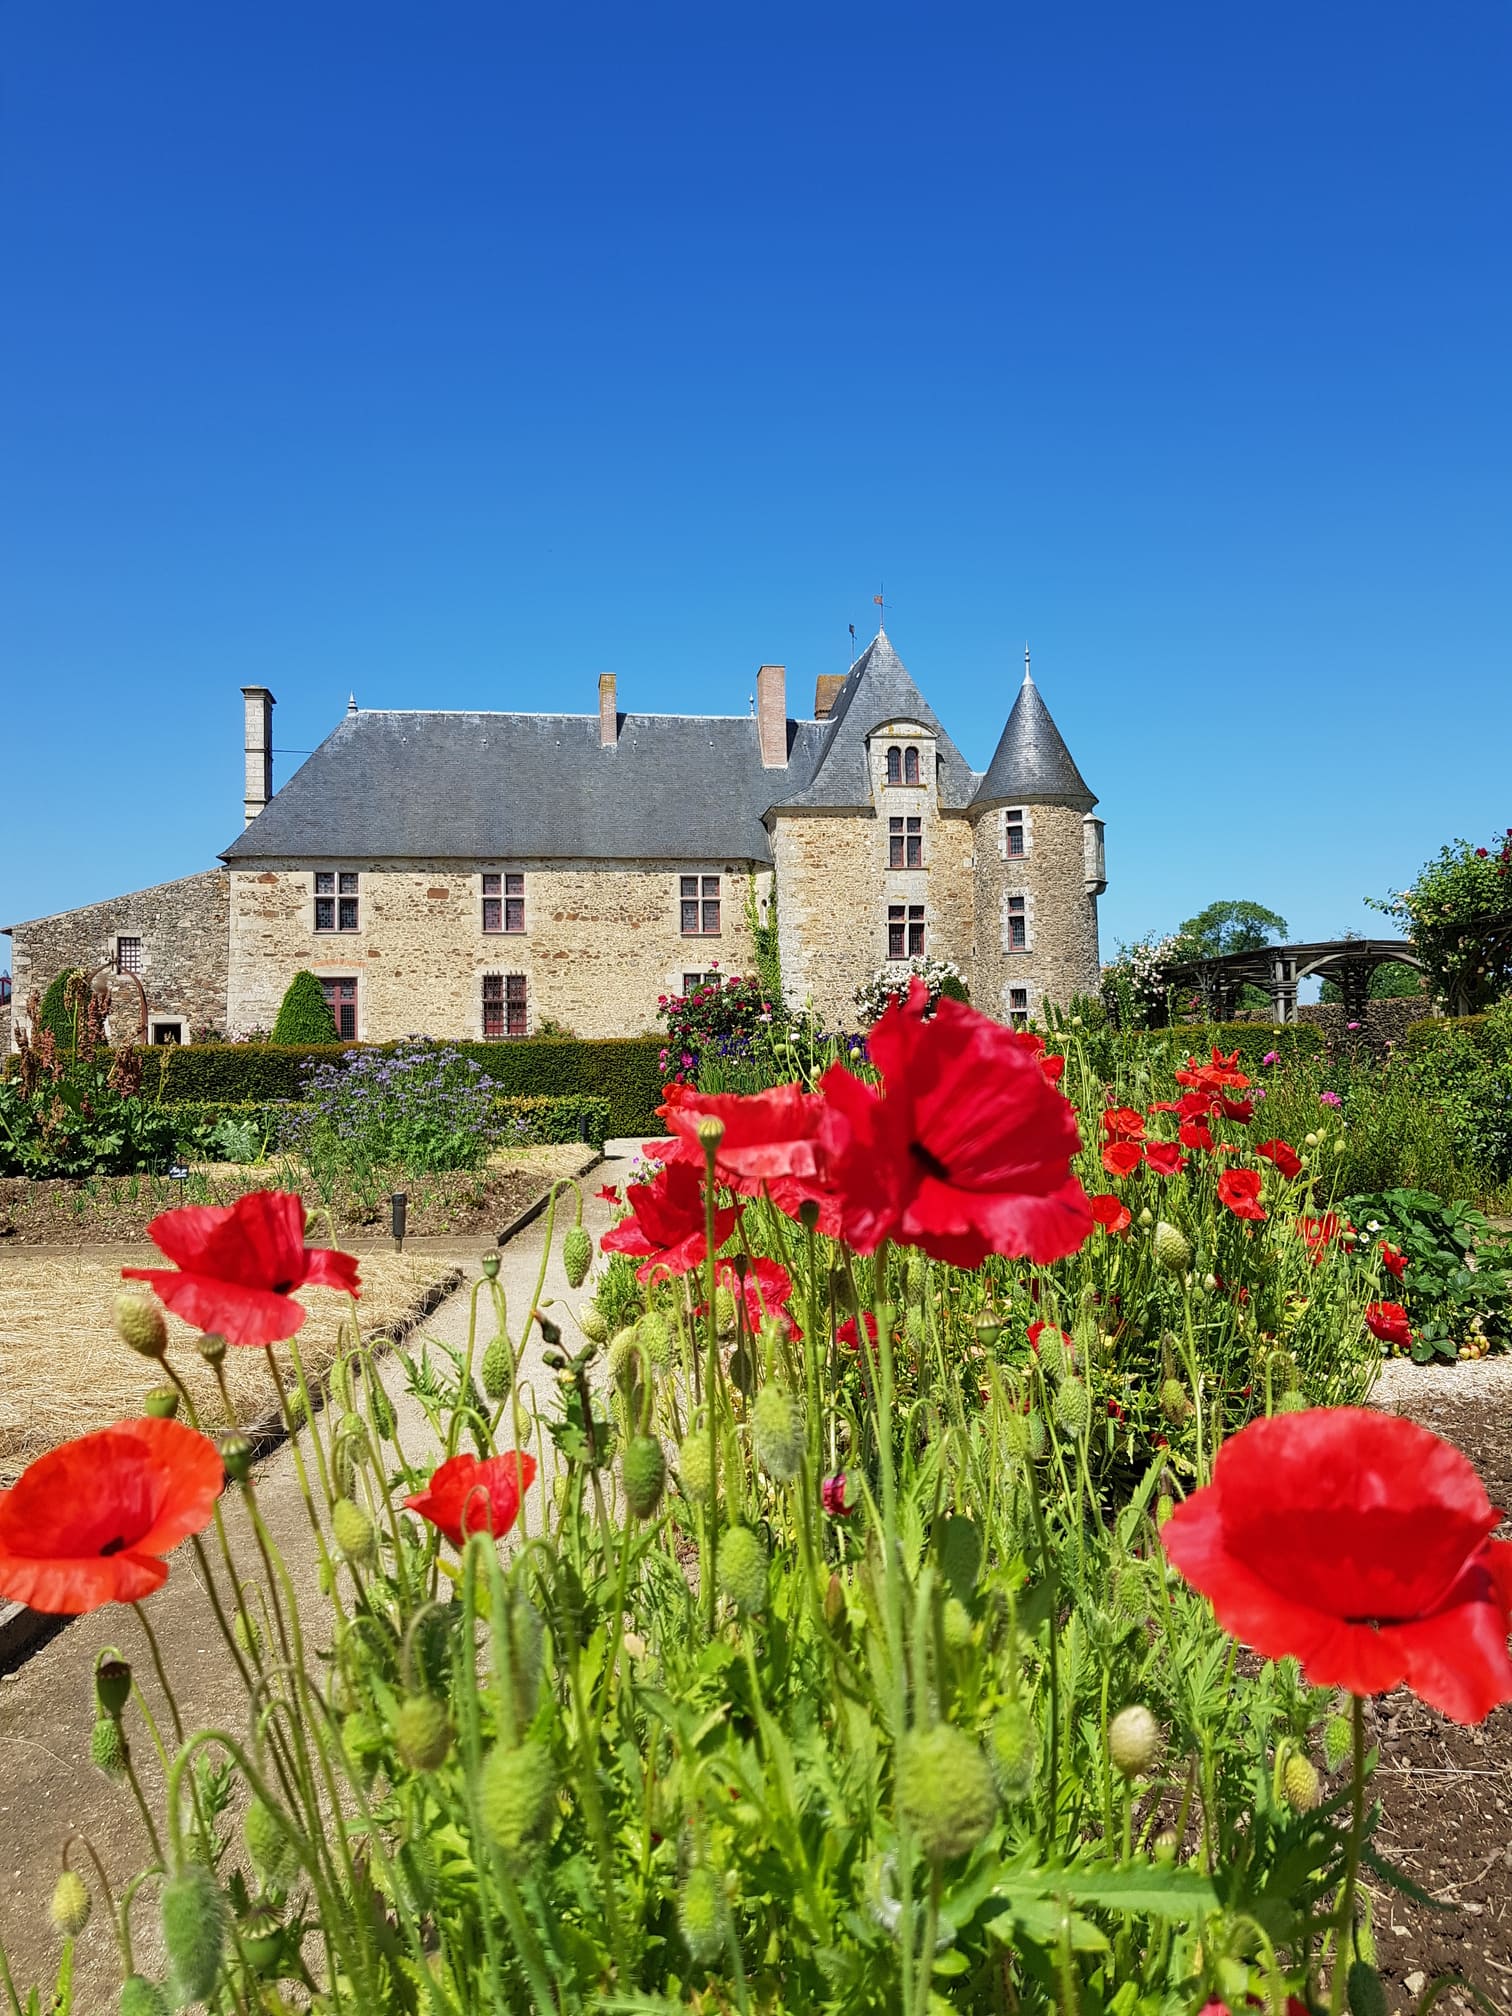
[970, 802, 1102, 1025]
[227, 860, 772, 1042]
[5, 872, 230, 1048]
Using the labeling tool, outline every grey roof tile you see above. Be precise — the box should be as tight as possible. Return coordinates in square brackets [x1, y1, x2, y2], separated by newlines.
[972, 672, 1096, 811]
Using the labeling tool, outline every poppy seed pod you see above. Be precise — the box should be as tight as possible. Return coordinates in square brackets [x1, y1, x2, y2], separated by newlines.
[478, 1738, 556, 1858]
[577, 1303, 609, 1344]
[143, 1386, 180, 1420]
[622, 1435, 666, 1520]
[90, 1714, 128, 1778]
[219, 1433, 255, 1484]
[113, 1294, 167, 1359]
[197, 1332, 227, 1368]
[678, 1862, 727, 1966]
[119, 1977, 171, 2016]
[562, 1225, 592, 1289]
[752, 1384, 804, 1484]
[713, 1285, 738, 1338]
[1282, 1751, 1321, 1812]
[480, 1253, 501, 1279]
[394, 1694, 454, 1773]
[716, 1525, 768, 1615]
[332, 1497, 377, 1566]
[1153, 1222, 1191, 1274]
[49, 1870, 91, 1940]
[481, 1334, 514, 1403]
[896, 1723, 998, 1861]
[160, 1864, 227, 2005]
[95, 1657, 133, 1717]
[1152, 1827, 1179, 1864]
[1108, 1704, 1162, 1779]
[695, 1115, 725, 1152]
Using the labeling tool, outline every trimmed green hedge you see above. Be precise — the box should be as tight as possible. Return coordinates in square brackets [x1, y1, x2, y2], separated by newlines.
[132, 1038, 665, 1138]
[1403, 1013, 1495, 1054]
[1145, 1021, 1325, 1066]
[493, 1094, 612, 1148]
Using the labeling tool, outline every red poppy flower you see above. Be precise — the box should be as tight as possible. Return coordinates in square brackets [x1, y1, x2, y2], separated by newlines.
[1365, 1301, 1412, 1348]
[121, 1190, 361, 1348]
[1296, 1213, 1347, 1264]
[835, 1310, 879, 1352]
[821, 1472, 857, 1518]
[1219, 1095, 1254, 1123]
[402, 1450, 537, 1549]
[655, 1084, 843, 1235]
[1089, 1193, 1132, 1235]
[1101, 1140, 1143, 1179]
[1380, 1242, 1407, 1279]
[0, 1419, 224, 1614]
[1216, 1168, 1267, 1222]
[1175, 1047, 1251, 1095]
[1002, 1026, 1067, 1085]
[600, 1160, 741, 1282]
[1143, 1141, 1186, 1177]
[1175, 1090, 1215, 1122]
[595, 1184, 621, 1205]
[1255, 1138, 1303, 1180]
[1101, 1107, 1146, 1142]
[1179, 1117, 1215, 1152]
[1162, 1409, 1512, 1723]
[696, 1256, 799, 1337]
[815, 981, 1092, 1269]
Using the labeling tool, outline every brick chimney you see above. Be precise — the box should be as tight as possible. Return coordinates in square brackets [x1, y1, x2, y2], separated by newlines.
[813, 674, 845, 720]
[242, 686, 275, 825]
[756, 664, 787, 767]
[598, 672, 618, 747]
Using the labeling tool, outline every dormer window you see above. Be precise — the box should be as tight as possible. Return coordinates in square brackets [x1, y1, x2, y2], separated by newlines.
[903, 745, 920, 785]
[885, 747, 902, 786]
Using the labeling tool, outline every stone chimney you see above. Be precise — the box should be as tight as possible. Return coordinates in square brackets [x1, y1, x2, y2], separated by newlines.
[813, 674, 845, 720]
[598, 672, 618, 747]
[242, 686, 275, 825]
[756, 663, 787, 767]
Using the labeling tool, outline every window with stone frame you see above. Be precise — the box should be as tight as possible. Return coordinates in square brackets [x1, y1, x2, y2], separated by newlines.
[682, 971, 720, 995]
[320, 976, 358, 1040]
[885, 746, 902, 785]
[888, 816, 923, 869]
[1005, 809, 1026, 857]
[482, 972, 527, 1039]
[887, 903, 925, 959]
[482, 872, 525, 933]
[1007, 894, 1028, 952]
[903, 745, 920, 785]
[116, 936, 142, 975]
[680, 875, 720, 935]
[314, 871, 359, 932]
[150, 1020, 184, 1046]
[1008, 986, 1029, 1027]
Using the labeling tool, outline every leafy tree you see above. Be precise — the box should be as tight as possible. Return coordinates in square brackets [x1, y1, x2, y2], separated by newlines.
[1172, 899, 1289, 961]
[272, 970, 340, 1046]
[1369, 830, 1512, 1014]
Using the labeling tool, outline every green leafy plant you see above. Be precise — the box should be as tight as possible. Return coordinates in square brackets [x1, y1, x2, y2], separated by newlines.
[1369, 827, 1512, 1013]
[271, 969, 340, 1045]
[1347, 1187, 1512, 1362]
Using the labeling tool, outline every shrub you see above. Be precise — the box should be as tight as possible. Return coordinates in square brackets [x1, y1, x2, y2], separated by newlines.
[1370, 827, 1512, 1012]
[853, 955, 968, 1026]
[37, 969, 86, 1052]
[657, 972, 776, 1089]
[492, 1093, 610, 1148]
[272, 970, 340, 1046]
[283, 1041, 504, 1178]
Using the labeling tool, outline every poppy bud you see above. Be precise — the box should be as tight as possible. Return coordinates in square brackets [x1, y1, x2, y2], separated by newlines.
[1153, 1222, 1191, 1274]
[1036, 1329, 1067, 1381]
[1138, 1208, 1154, 1228]
[937, 1515, 983, 1599]
[481, 1334, 514, 1403]
[95, 1657, 132, 1717]
[942, 1597, 973, 1649]
[478, 1738, 556, 1858]
[622, 1435, 666, 1519]
[481, 1253, 501, 1279]
[1346, 1962, 1388, 2016]
[1108, 1704, 1162, 1778]
[49, 1870, 91, 1939]
[637, 1310, 673, 1368]
[896, 1724, 998, 1861]
[114, 1293, 167, 1359]
[1323, 1713, 1353, 1772]
[243, 1798, 299, 1888]
[120, 1976, 170, 2016]
[160, 1864, 227, 2005]
[197, 1333, 227, 1367]
[1054, 1376, 1091, 1438]
[143, 1385, 180, 1419]
[1281, 1751, 1321, 1812]
[713, 1286, 738, 1337]
[991, 1699, 1038, 1800]
[678, 1432, 713, 1501]
[606, 1327, 640, 1388]
[577, 1303, 609, 1344]
[716, 1525, 768, 1616]
[1004, 1409, 1047, 1462]
[823, 1570, 848, 1639]
[232, 1609, 264, 1660]
[219, 1434, 255, 1484]
[752, 1384, 804, 1483]
[1159, 1377, 1189, 1424]
[90, 1714, 128, 1778]
[1112, 1561, 1149, 1621]
[695, 1116, 725, 1152]
[678, 1863, 728, 1966]
[1156, 1493, 1175, 1528]
[562, 1226, 592, 1289]
[904, 1305, 926, 1347]
[797, 1197, 822, 1232]
[332, 1497, 377, 1566]
[1277, 1390, 1309, 1414]
[394, 1695, 454, 1773]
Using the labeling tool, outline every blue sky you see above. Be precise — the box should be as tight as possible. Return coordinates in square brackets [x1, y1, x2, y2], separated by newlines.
[3, 2, 1509, 969]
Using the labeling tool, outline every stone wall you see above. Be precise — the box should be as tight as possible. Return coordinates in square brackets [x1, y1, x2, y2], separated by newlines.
[227, 860, 771, 1042]
[770, 722, 974, 1027]
[970, 801, 1100, 1022]
[6, 872, 229, 1049]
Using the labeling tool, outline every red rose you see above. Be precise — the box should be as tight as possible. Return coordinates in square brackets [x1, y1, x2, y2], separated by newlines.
[1089, 1193, 1132, 1234]
[1101, 1140, 1144, 1178]
[1255, 1138, 1303, 1180]
[1216, 1168, 1267, 1221]
[1163, 1409, 1512, 1723]
[1364, 1300, 1412, 1347]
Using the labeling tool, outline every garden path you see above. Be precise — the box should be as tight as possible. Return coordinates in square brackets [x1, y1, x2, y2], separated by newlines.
[0, 1151, 629, 2005]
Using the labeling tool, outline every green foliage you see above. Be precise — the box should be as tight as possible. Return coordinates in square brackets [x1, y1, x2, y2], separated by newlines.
[1173, 897, 1289, 958]
[37, 968, 85, 1052]
[1396, 1001, 1512, 1190]
[1153, 1020, 1323, 1068]
[1369, 827, 1512, 1012]
[1321, 961, 1424, 1003]
[744, 871, 784, 1013]
[493, 1093, 610, 1148]
[0, 1072, 178, 1178]
[1347, 1188, 1512, 1363]
[271, 970, 340, 1046]
[657, 972, 776, 1089]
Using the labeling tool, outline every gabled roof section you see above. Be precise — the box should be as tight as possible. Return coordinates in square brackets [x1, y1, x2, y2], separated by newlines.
[771, 630, 980, 813]
[222, 709, 828, 865]
[972, 667, 1096, 812]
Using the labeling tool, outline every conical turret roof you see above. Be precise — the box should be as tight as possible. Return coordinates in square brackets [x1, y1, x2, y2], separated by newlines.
[971, 661, 1096, 812]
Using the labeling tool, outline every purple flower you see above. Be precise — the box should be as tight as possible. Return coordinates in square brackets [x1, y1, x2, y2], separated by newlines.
[1261, 1050, 1280, 1067]
[1320, 1090, 1342, 1107]
[1346, 1021, 1361, 1031]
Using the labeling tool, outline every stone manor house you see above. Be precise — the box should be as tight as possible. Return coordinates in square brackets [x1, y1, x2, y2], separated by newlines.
[4, 632, 1107, 1046]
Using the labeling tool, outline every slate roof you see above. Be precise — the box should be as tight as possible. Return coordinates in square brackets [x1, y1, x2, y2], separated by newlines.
[222, 710, 828, 865]
[771, 630, 981, 813]
[971, 670, 1097, 812]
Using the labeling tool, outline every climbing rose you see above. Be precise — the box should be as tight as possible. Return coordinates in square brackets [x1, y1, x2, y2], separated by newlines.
[0, 1419, 224, 1613]
[815, 980, 1092, 1268]
[122, 1190, 361, 1347]
[600, 1160, 741, 1282]
[1255, 1138, 1303, 1180]
[1216, 1168, 1267, 1222]
[1364, 1301, 1413, 1348]
[1089, 1194, 1132, 1235]
[1100, 1141, 1143, 1179]
[403, 1451, 537, 1549]
[1163, 1409, 1512, 1723]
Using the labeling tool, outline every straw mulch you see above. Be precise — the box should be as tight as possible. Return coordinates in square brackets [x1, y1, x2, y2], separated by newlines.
[0, 1253, 462, 1485]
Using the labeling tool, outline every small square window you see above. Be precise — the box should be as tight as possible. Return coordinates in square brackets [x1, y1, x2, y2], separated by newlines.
[150, 1020, 184, 1046]
[887, 903, 926, 958]
[1009, 986, 1029, 1027]
[1006, 810, 1025, 857]
[116, 936, 142, 975]
[315, 870, 358, 932]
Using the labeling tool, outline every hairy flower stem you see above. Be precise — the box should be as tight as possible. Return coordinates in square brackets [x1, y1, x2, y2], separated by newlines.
[1329, 1695, 1368, 2016]
[702, 1134, 723, 1638]
[1024, 1455, 1061, 1854]
[130, 1602, 184, 1748]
